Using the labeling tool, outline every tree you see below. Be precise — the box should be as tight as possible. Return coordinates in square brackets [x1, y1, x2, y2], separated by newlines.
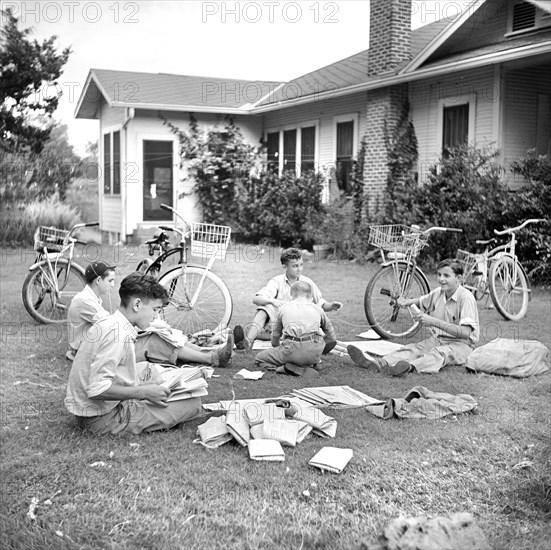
[0, 8, 71, 154]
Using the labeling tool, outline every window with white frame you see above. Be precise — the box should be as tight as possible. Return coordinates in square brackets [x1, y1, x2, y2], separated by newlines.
[265, 124, 318, 176]
[442, 103, 469, 155]
[333, 114, 358, 195]
[103, 130, 121, 195]
[438, 95, 475, 157]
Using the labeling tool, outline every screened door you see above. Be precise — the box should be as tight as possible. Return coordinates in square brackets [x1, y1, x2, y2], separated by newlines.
[143, 140, 173, 221]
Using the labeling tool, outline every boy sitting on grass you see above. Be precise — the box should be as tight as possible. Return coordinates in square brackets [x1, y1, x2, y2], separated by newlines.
[234, 247, 342, 351]
[65, 273, 203, 435]
[255, 281, 337, 376]
[67, 264, 233, 368]
[348, 258, 479, 376]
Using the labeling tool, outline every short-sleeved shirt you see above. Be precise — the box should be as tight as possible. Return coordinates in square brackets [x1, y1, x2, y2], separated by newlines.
[274, 300, 336, 341]
[419, 285, 479, 344]
[256, 274, 327, 308]
[67, 285, 110, 352]
[65, 310, 139, 417]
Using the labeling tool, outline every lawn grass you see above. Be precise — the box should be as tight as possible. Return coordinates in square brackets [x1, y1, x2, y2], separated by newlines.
[1, 242, 550, 549]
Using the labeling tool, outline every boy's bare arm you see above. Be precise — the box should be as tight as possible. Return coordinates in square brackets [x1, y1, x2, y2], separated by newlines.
[253, 295, 284, 308]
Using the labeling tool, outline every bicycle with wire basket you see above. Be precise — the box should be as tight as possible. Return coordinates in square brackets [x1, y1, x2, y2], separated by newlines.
[22, 222, 99, 324]
[457, 218, 545, 322]
[135, 203, 232, 336]
[364, 223, 462, 340]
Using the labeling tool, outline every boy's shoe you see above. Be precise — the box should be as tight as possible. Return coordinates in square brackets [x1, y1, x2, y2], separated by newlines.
[382, 360, 413, 377]
[233, 325, 245, 345]
[213, 333, 234, 368]
[347, 345, 387, 372]
[233, 325, 251, 350]
[65, 349, 76, 361]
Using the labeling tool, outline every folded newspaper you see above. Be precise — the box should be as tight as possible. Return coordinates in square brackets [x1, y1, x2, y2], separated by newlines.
[309, 447, 353, 474]
[196, 415, 233, 448]
[248, 439, 285, 462]
[157, 367, 211, 402]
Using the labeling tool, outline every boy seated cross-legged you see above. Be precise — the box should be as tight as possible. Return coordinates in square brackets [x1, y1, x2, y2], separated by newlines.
[234, 247, 342, 352]
[65, 273, 203, 435]
[254, 281, 337, 376]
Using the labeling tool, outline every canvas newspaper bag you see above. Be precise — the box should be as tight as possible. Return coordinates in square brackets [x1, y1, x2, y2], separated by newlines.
[466, 338, 549, 378]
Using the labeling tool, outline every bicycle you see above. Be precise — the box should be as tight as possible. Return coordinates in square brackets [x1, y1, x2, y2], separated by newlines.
[364, 224, 462, 340]
[135, 204, 233, 336]
[22, 222, 99, 324]
[457, 218, 545, 322]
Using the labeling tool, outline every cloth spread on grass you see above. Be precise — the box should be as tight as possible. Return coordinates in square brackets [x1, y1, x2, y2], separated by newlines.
[365, 386, 478, 420]
[466, 338, 549, 378]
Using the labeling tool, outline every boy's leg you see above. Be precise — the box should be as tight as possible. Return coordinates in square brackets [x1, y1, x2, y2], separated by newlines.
[134, 334, 179, 364]
[410, 339, 473, 374]
[77, 399, 203, 435]
[255, 340, 296, 369]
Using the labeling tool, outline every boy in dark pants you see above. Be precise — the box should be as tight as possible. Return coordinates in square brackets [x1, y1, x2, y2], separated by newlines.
[255, 281, 337, 375]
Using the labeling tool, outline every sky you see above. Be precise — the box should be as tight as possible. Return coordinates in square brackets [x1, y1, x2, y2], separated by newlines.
[2, 1, 469, 155]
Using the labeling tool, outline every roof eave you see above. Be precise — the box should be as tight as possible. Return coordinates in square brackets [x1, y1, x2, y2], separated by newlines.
[253, 41, 551, 113]
[110, 102, 253, 115]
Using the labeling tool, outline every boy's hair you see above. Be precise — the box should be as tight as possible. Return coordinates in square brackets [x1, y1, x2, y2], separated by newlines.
[437, 258, 464, 276]
[119, 273, 169, 307]
[280, 247, 302, 265]
[291, 281, 312, 298]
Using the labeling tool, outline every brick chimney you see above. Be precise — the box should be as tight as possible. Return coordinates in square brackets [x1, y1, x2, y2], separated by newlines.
[363, 0, 414, 216]
[368, 0, 412, 76]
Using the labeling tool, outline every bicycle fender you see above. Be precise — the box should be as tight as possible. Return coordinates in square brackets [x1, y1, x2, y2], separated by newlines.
[379, 260, 431, 292]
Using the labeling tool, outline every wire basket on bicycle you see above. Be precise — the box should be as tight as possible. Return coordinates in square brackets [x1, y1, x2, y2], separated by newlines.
[456, 249, 480, 274]
[190, 222, 231, 260]
[368, 224, 429, 256]
[34, 226, 71, 253]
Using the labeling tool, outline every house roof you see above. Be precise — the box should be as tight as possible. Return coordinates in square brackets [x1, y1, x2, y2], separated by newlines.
[253, 18, 451, 108]
[75, 0, 551, 119]
[75, 69, 283, 118]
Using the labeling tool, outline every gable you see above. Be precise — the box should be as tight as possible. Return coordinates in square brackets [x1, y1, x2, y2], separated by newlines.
[423, 0, 551, 65]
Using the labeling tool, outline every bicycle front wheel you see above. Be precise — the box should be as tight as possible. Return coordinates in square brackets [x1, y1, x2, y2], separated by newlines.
[364, 263, 430, 340]
[22, 260, 86, 324]
[158, 266, 232, 335]
[489, 256, 529, 321]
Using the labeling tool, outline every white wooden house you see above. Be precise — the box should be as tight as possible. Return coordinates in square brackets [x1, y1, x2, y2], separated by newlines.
[75, 0, 551, 241]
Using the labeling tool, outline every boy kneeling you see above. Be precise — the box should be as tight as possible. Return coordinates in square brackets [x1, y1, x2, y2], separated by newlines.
[254, 281, 337, 376]
[65, 273, 202, 435]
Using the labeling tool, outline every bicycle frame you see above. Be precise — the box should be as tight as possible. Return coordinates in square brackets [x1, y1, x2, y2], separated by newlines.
[150, 204, 221, 309]
[29, 237, 78, 300]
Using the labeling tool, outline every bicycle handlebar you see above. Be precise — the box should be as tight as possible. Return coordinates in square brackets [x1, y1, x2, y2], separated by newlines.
[494, 218, 546, 236]
[160, 203, 191, 232]
[423, 226, 463, 235]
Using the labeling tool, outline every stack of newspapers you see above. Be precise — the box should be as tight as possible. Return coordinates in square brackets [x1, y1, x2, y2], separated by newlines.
[291, 385, 384, 409]
[157, 366, 212, 402]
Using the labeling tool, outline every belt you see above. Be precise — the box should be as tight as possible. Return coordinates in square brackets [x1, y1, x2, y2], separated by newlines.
[283, 334, 321, 342]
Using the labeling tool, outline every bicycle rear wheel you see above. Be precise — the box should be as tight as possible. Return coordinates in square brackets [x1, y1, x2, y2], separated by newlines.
[489, 255, 529, 321]
[364, 263, 430, 340]
[158, 266, 232, 335]
[22, 260, 86, 324]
